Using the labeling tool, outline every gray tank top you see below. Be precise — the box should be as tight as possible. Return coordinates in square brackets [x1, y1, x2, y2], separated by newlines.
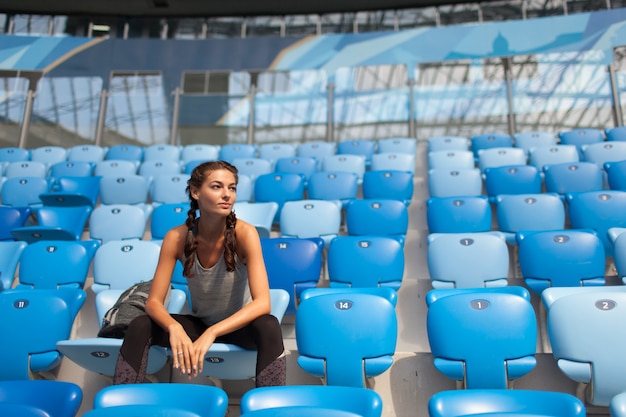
[185, 252, 252, 326]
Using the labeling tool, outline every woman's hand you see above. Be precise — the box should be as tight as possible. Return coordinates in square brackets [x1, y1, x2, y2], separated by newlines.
[168, 322, 195, 377]
[190, 329, 217, 377]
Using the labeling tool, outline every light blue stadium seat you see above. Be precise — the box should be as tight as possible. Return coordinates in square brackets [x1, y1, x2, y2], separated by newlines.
[49, 160, 94, 178]
[427, 136, 469, 152]
[280, 199, 342, 247]
[0, 379, 83, 417]
[236, 173, 253, 203]
[193, 288, 289, 380]
[528, 144, 579, 171]
[428, 389, 585, 417]
[470, 132, 513, 160]
[0, 287, 86, 380]
[378, 137, 417, 155]
[234, 201, 279, 238]
[542, 286, 626, 406]
[605, 126, 626, 142]
[0, 240, 27, 290]
[149, 173, 189, 205]
[240, 385, 383, 417]
[299, 286, 398, 306]
[611, 392, 626, 417]
[483, 164, 542, 203]
[426, 195, 492, 233]
[612, 231, 626, 284]
[427, 168, 483, 198]
[582, 141, 626, 169]
[5, 161, 47, 178]
[566, 190, 626, 258]
[138, 160, 182, 182]
[105, 144, 144, 163]
[143, 144, 181, 162]
[11, 205, 93, 244]
[297, 141, 336, 169]
[0, 147, 30, 164]
[56, 285, 187, 378]
[371, 152, 415, 173]
[0, 177, 50, 208]
[82, 405, 201, 417]
[428, 150, 475, 170]
[254, 172, 305, 223]
[517, 229, 606, 294]
[604, 160, 626, 191]
[557, 128, 604, 158]
[513, 130, 558, 155]
[94, 160, 139, 177]
[494, 193, 565, 246]
[295, 291, 397, 387]
[180, 143, 220, 164]
[232, 157, 273, 182]
[219, 144, 257, 163]
[307, 171, 359, 209]
[0, 206, 32, 241]
[477, 147, 527, 172]
[30, 146, 68, 171]
[67, 145, 106, 164]
[321, 154, 366, 184]
[345, 199, 408, 246]
[337, 139, 376, 168]
[150, 202, 188, 242]
[274, 156, 318, 184]
[40, 176, 101, 207]
[427, 232, 509, 288]
[261, 237, 323, 315]
[89, 204, 149, 244]
[327, 235, 404, 290]
[16, 240, 99, 289]
[362, 170, 414, 206]
[92, 383, 228, 417]
[543, 161, 604, 196]
[89, 240, 161, 294]
[258, 142, 297, 166]
[426, 287, 537, 389]
[99, 174, 151, 207]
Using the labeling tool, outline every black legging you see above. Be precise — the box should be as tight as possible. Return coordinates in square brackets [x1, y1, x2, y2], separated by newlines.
[114, 313, 284, 384]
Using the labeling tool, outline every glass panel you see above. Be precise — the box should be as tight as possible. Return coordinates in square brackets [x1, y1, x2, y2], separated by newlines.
[333, 64, 410, 141]
[413, 58, 509, 139]
[27, 76, 103, 148]
[0, 76, 29, 148]
[511, 50, 614, 133]
[254, 69, 328, 144]
[103, 72, 170, 146]
[177, 71, 251, 146]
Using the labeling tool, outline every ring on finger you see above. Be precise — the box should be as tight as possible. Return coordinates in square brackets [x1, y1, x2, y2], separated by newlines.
[177, 352, 184, 356]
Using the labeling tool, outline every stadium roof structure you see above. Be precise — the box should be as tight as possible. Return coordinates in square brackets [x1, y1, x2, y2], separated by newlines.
[0, 0, 496, 18]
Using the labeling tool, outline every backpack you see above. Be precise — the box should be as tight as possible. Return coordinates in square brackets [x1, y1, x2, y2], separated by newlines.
[97, 281, 170, 339]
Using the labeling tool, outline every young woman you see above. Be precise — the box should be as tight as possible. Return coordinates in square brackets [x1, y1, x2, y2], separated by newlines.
[113, 160, 286, 386]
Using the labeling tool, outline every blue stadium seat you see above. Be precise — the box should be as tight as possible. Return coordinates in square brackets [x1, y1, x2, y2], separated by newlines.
[67, 145, 106, 164]
[542, 286, 626, 406]
[138, 160, 182, 182]
[99, 175, 151, 207]
[30, 146, 67, 170]
[428, 389, 585, 417]
[322, 154, 366, 184]
[240, 385, 383, 417]
[494, 193, 565, 245]
[234, 201, 279, 239]
[337, 139, 376, 168]
[219, 144, 257, 163]
[612, 392, 626, 417]
[307, 171, 359, 208]
[0, 206, 32, 241]
[370, 152, 415, 173]
[94, 160, 139, 177]
[612, 231, 626, 284]
[427, 168, 483, 198]
[557, 128, 604, 158]
[528, 144, 579, 171]
[105, 144, 144, 163]
[543, 161, 603, 196]
[5, 161, 47, 178]
[605, 126, 626, 142]
[582, 141, 626, 169]
[254, 172, 305, 223]
[327, 236, 404, 290]
[261, 237, 323, 315]
[470, 132, 513, 160]
[0, 240, 27, 291]
[180, 144, 220, 164]
[427, 136, 469, 152]
[0, 177, 50, 208]
[296, 141, 336, 169]
[428, 150, 475, 170]
[258, 142, 297, 166]
[426, 287, 537, 389]
[346, 199, 408, 246]
[142, 144, 181, 162]
[274, 157, 318, 185]
[49, 161, 94, 178]
[0, 287, 86, 380]
[40, 176, 101, 207]
[426, 196, 492, 233]
[232, 157, 273, 182]
[517, 229, 606, 294]
[378, 137, 417, 155]
[11, 205, 93, 244]
[483, 164, 542, 202]
[427, 232, 509, 288]
[0, 379, 83, 417]
[362, 170, 414, 206]
[477, 147, 527, 172]
[16, 240, 98, 289]
[513, 130, 558, 155]
[149, 174, 189, 205]
[89, 204, 149, 244]
[295, 291, 397, 387]
[0, 147, 30, 164]
[280, 199, 342, 247]
[149, 202, 187, 242]
[604, 159, 626, 191]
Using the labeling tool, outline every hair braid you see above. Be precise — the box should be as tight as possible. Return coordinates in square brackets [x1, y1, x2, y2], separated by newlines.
[182, 199, 199, 278]
[223, 211, 238, 272]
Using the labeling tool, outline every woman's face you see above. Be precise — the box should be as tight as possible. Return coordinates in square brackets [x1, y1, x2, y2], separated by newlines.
[191, 168, 237, 217]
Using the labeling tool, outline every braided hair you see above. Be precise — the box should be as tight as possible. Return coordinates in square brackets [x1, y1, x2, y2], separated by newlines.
[183, 160, 239, 277]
